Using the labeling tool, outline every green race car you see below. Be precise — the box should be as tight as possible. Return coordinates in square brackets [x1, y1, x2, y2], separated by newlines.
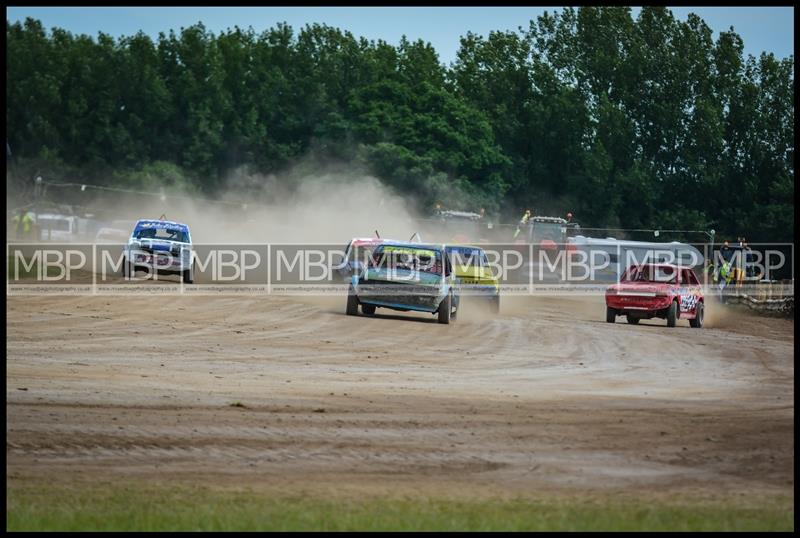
[346, 241, 458, 324]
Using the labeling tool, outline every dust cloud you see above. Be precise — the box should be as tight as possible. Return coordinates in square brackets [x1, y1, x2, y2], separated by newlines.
[99, 169, 426, 245]
[206, 167, 424, 244]
[7, 157, 457, 246]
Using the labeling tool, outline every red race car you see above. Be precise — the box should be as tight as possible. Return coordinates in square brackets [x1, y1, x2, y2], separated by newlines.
[605, 263, 704, 328]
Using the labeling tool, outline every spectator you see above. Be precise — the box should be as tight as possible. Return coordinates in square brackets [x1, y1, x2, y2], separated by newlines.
[12, 207, 35, 240]
[718, 259, 733, 301]
[733, 238, 747, 289]
[512, 209, 532, 240]
[742, 239, 754, 281]
[720, 240, 732, 262]
[11, 211, 19, 238]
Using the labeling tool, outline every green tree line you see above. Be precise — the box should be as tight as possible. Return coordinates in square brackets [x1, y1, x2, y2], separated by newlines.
[6, 7, 794, 241]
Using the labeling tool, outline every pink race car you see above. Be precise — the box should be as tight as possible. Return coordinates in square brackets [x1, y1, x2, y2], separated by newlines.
[605, 263, 704, 328]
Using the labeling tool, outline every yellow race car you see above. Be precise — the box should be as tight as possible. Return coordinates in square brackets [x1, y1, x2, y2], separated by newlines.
[445, 245, 500, 313]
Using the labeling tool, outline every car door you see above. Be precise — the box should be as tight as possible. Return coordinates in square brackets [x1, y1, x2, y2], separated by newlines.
[679, 269, 701, 313]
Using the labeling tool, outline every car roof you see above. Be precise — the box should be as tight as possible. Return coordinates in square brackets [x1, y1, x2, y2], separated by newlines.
[572, 235, 688, 247]
[532, 216, 567, 223]
[627, 263, 694, 272]
[377, 240, 444, 252]
[437, 210, 482, 219]
[349, 237, 384, 246]
[35, 213, 74, 219]
[445, 244, 485, 252]
[134, 219, 189, 232]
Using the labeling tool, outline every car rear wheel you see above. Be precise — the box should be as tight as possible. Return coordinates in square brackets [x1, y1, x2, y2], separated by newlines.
[606, 306, 617, 323]
[666, 301, 678, 327]
[438, 293, 452, 324]
[362, 304, 376, 315]
[346, 286, 359, 316]
[626, 315, 639, 325]
[690, 301, 704, 328]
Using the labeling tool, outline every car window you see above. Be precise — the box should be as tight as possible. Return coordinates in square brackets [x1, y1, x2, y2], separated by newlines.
[623, 265, 676, 283]
[135, 227, 188, 243]
[447, 246, 486, 268]
[373, 245, 444, 275]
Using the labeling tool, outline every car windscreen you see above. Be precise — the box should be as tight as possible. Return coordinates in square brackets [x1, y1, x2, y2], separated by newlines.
[531, 222, 564, 242]
[447, 246, 487, 268]
[622, 265, 677, 283]
[372, 245, 443, 274]
[38, 218, 71, 231]
[135, 227, 189, 243]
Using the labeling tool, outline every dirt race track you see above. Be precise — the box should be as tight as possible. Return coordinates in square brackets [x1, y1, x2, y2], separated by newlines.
[6, 287, 795, 501]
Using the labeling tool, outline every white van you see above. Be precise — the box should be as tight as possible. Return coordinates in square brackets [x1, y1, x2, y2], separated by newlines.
[566, 235, 705, 282]
[36, 214, 78, 242]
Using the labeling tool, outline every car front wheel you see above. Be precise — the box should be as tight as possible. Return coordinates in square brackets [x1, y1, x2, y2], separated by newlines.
[346, 286, 359, 316]
[182, 261, 194, 284]
[606, 306, 617, 323]
[122, 257, 136, 279]
[438, 293, 452, 324]
[666, 301, 678, 327]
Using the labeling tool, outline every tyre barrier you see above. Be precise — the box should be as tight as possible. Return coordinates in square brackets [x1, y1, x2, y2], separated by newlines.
[725, 293, 794, 318]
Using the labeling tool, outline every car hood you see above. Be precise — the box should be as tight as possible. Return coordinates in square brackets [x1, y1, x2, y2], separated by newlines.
[453, 265, 497, 284]
[134, 239, 189, 252]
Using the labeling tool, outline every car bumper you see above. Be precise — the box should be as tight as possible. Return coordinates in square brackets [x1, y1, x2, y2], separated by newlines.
[132, 253, 189, 273]
[355, 282, 446, 312]
[606, 295, 671, 312]
[457, 282, 499, 297]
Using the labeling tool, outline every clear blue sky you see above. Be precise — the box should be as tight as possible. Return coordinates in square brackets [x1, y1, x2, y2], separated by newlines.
[6, 6, 794, 65]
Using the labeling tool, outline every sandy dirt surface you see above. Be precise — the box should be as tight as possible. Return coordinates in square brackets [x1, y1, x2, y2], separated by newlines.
[6, 288, 794, 501]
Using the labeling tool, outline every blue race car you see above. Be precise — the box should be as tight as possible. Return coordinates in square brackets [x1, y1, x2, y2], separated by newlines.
[122, 218, 195, 283]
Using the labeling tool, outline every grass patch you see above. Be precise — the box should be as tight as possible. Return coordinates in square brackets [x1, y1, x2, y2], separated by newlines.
[5, 483, 793, 531]
[228, 401, 247, 408]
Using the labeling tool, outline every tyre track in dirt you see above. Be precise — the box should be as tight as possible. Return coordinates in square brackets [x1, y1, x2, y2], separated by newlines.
[6, 291, 794, 497]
